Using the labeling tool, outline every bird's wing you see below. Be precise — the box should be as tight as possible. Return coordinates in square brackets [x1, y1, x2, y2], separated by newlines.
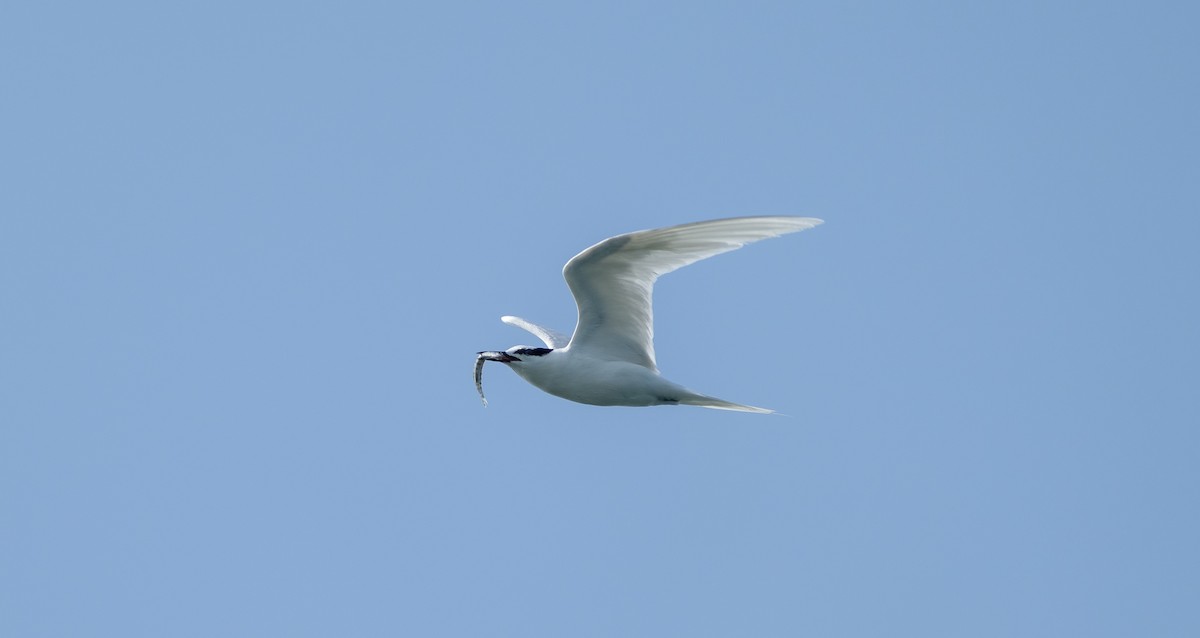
[500, 315, 571, 349]
[562, 216, 823, 370]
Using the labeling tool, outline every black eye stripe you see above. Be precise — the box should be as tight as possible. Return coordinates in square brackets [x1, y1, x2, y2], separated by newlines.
[512, 347, 553, 357]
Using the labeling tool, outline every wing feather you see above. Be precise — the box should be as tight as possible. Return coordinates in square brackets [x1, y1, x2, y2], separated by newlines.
[500, 315, 571, 349]
[562, 216, 822, 369]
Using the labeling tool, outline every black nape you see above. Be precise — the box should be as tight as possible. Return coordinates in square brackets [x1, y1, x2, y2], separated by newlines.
[513, 347, 553, 357]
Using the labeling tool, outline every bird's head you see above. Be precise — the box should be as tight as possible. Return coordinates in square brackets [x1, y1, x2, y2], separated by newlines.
[477, 346, 554, 364]
[474, 346, 555, 406]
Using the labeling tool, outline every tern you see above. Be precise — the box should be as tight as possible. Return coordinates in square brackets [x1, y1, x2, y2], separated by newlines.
[475, 216, 822, 413]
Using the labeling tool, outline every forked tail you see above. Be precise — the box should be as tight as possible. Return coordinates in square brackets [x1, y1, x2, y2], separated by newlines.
[679, 394, 775, 414]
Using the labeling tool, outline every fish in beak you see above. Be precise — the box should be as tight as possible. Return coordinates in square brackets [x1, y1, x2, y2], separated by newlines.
[475, 351, 519, 406]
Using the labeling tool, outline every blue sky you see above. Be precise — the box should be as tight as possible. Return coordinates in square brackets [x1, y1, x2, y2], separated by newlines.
[3, 1, 1198, 636]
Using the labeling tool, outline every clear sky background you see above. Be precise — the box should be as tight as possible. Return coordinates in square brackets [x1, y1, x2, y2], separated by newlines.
[3, 2, 1198, 636]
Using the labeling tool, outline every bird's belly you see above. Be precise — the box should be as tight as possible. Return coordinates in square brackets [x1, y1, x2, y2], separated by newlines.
[518, 361, 682, 407]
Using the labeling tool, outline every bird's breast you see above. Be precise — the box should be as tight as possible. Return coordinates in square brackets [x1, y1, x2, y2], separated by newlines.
[511, 354, 678, 407]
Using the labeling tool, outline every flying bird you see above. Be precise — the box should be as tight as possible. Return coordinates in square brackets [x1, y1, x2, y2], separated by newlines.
[475, 216, 822, 413]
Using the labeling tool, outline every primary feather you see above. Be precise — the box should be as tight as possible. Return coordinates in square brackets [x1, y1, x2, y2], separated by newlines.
[500, 315, 570, 349]
[563, 216, 823, 369]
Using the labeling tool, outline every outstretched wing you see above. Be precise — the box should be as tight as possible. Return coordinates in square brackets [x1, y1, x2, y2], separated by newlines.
[500, 315, 571, 349]
[562, 216, 823, 370]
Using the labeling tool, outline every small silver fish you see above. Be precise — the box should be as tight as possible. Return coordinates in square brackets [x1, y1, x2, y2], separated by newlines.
[474, 353, 488, 407]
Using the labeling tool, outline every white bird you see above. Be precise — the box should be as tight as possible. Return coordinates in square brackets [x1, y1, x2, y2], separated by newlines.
[475, 216, 823, 413]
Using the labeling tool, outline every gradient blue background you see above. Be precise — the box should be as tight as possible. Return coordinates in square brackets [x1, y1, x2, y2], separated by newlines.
[4, 2, 1198, 636]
